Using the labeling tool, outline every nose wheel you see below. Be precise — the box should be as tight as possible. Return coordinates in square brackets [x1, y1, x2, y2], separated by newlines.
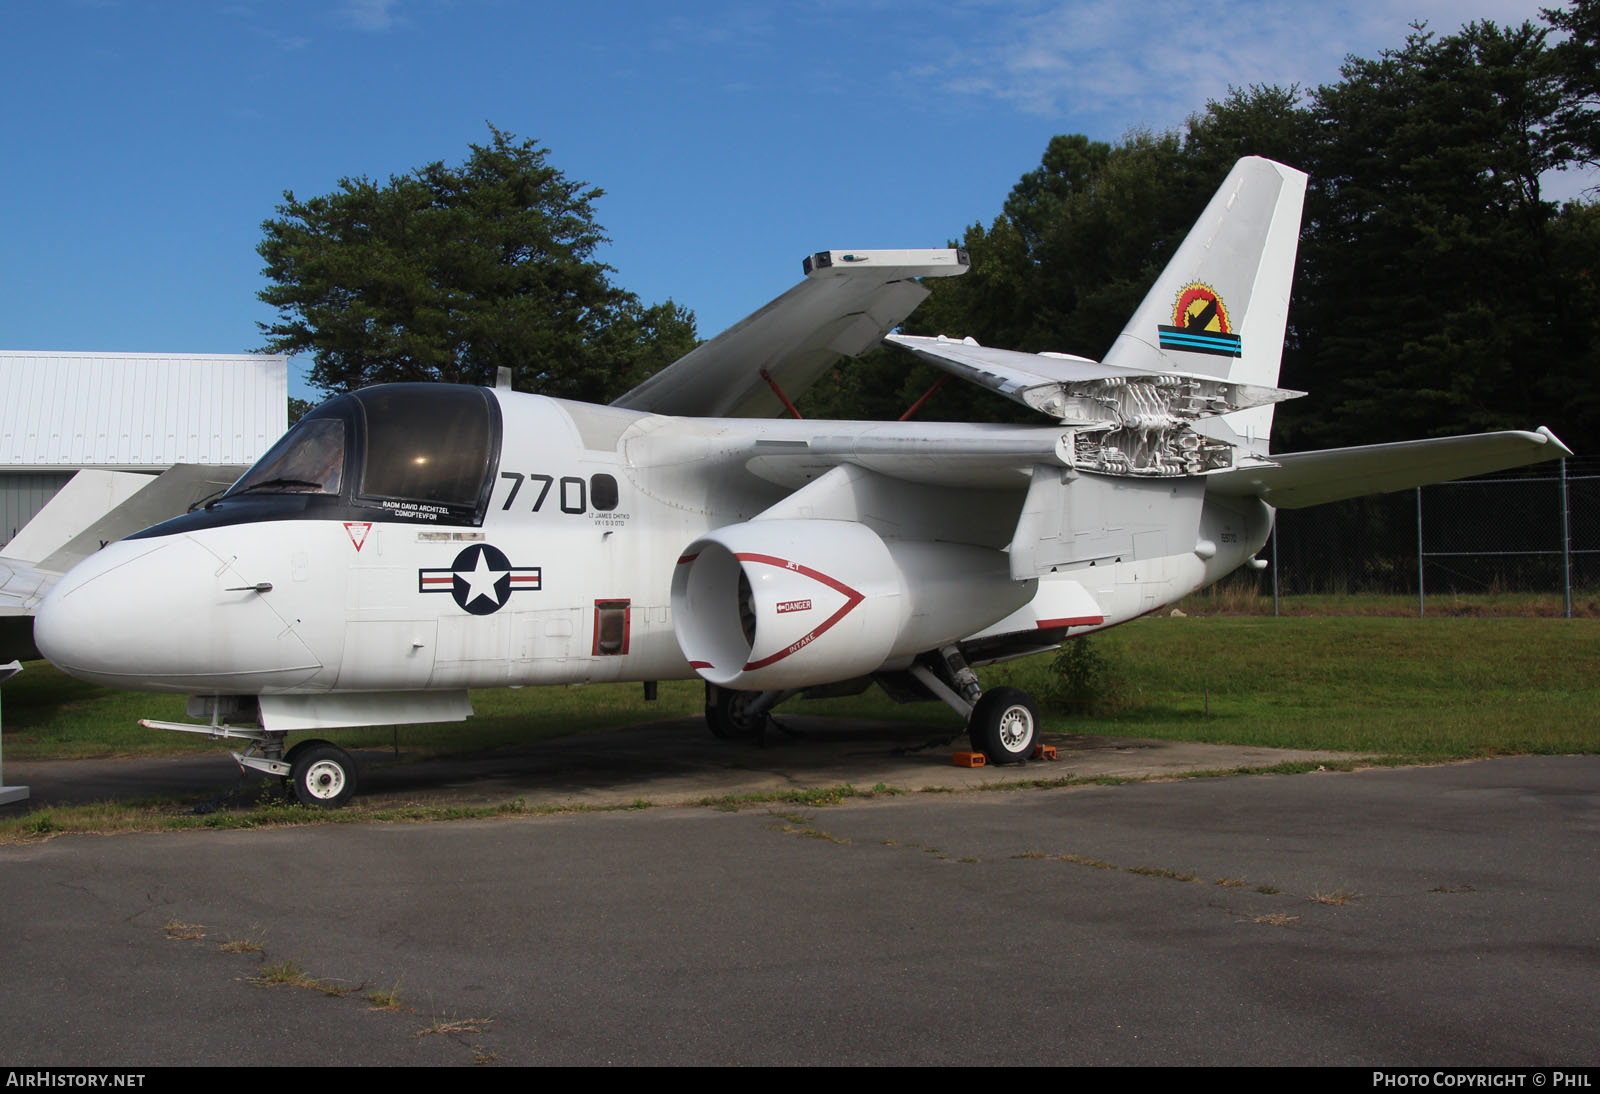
[283, 740, 358, 808]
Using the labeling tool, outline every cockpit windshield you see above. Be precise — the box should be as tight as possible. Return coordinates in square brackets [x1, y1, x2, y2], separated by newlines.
[221, 384, 498, 523]
[227, 416, 346, 496]
[356, 385, 496, 510]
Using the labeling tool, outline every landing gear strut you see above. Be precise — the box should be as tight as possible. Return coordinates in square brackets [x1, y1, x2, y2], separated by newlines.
[140, 713, 362, 808]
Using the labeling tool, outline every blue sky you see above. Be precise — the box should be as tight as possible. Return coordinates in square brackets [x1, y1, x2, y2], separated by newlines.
[3, 0, 1589, 400]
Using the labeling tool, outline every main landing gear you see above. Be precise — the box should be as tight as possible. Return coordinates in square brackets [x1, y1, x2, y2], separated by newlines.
[703, 684, 799, 744]
[702, 646, 1044, 766]
[911, 646, 1040, 766]
[964, 687, 1040, 765]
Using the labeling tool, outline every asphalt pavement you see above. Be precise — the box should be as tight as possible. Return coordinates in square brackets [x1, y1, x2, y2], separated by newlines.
[5, 712, 1349, 811]
[1, 722, 1595, 1066]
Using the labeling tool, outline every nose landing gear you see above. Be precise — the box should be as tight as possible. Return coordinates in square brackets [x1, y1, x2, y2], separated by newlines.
[139, 713, 361, 808]
[282, 739, 359, 808]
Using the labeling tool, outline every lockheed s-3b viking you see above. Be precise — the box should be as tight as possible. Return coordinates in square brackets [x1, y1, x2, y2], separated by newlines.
[31, 158, 1571, 805]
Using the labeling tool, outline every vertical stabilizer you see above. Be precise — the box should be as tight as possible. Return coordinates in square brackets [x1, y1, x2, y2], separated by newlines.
[1101, 157, 1306, 453]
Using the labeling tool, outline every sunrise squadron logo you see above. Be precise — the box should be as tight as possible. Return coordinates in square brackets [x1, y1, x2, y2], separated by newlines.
[1157, 281, 1243, 358]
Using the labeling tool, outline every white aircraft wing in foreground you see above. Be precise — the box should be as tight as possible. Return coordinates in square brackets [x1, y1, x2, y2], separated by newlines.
[32, 157, 1572, 808]
[1205, 429, 1571, 509]
[0, 465, 245, 659]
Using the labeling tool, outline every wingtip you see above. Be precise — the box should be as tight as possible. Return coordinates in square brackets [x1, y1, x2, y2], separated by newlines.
[1535, 426, 1575, 458]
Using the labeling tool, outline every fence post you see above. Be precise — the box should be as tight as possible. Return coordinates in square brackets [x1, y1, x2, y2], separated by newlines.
[1416, 487, 1425, 618]
[1271, 519, 1280, 617]
[1561, 458, 1572, 619]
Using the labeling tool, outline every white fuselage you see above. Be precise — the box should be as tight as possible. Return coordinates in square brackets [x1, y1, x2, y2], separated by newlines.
[34, 389, 1271, 706]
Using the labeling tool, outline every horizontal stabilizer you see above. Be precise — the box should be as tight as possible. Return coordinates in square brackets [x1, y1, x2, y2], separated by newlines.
[613, 249, 967, 418]
[1207, 428, 1572, 509]
[886, 334, 1302, 423]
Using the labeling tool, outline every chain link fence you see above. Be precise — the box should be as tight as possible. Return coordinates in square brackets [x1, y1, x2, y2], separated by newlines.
[1244, 456, 1599, 616]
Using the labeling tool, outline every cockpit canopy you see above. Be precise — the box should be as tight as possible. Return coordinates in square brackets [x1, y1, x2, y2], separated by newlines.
[224, 383, 501, 525]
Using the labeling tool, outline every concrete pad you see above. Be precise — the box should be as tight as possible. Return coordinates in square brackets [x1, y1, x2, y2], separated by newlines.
[3, 714, 1358, 811]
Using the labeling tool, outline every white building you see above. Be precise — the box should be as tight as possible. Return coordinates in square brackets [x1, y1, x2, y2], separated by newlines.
[1, 351, 287, 545]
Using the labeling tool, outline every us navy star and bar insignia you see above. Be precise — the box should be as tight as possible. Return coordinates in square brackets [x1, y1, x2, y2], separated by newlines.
[418, 543, 541, 616]
[1158, 281, 1243, 357]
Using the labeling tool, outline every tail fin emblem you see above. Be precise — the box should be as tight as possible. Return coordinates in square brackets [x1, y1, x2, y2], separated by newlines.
[1158, 282, 1242, 358]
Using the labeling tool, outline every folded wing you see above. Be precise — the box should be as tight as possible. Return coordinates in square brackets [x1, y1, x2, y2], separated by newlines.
[611, 249, 967, 418]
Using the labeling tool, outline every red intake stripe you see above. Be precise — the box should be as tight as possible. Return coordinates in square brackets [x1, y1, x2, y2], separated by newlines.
[735, 552, 865, 671]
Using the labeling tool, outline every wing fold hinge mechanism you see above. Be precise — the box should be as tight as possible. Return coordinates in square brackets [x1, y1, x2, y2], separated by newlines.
[888, 334, 1301, 478]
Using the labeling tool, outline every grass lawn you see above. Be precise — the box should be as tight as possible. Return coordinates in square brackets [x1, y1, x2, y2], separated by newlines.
[5, 614, 1595, 764]
[3, 612, 1594, 840]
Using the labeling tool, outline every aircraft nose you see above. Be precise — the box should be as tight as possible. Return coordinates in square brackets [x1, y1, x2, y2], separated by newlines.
[35, 535, 322, 693]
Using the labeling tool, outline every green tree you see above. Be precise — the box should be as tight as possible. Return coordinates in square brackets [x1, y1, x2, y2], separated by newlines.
[801, 108, 1305, 422]
[815, 5, 1597, 453]
[1289, 20, 1577, 450]
[1544, 0, 1600, 170]
[257, 126, 696, 400]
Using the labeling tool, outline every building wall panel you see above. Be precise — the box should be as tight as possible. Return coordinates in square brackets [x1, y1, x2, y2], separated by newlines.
[0, 472, 74, 545]
[1, 352, 288, 470]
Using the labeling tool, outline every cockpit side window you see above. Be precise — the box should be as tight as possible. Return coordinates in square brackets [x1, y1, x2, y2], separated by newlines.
[355, 385, 495, 512]
[227, 417, 346, 497]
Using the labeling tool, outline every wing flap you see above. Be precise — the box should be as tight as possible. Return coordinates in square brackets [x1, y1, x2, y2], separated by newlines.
[612, 249, 967, 418]
[1207, 428, 1572, 509]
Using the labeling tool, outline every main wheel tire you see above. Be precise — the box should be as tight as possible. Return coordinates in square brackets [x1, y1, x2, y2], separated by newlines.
[704, 684, 768, 740]
[289, 741, 358, 808]
[967, 687, 1039, 765]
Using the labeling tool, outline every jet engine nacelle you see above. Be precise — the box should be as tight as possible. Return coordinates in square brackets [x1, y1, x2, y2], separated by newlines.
[671, 518, 1033, 690]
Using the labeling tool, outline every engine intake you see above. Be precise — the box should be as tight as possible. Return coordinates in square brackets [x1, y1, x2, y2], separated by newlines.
[672, 519, 1031, 690]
